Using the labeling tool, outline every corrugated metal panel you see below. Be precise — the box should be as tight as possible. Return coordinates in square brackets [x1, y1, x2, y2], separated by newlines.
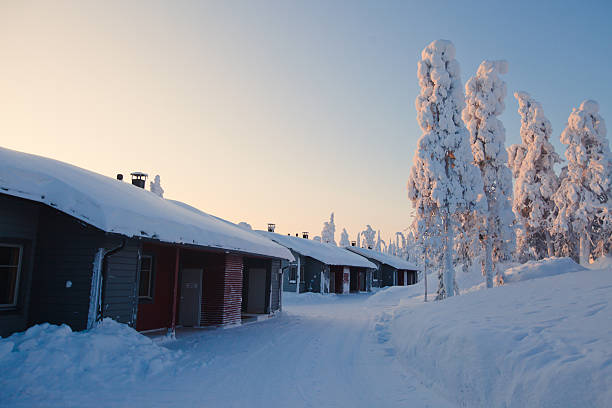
[201, 253, 243, 326]
[103, 239, 140, 327]
[223, 254, 243, 325]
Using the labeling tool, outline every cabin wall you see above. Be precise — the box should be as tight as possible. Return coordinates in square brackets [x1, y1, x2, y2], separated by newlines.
[29, 206, 105, 331]
[270, 259, 281, 312]
[102, 237, 141, 327]
[136, 244, 176, 331]
[304, 257, 325, 293]
[0, 195, 39, 337]
[380, 264, 396, 287]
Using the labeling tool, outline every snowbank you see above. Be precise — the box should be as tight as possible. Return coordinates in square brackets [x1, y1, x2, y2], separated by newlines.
[502, 257, 585, 284]
[0, 319, 178, 405]
[386, 262, 612, 407]
[282, 291, 341, 305]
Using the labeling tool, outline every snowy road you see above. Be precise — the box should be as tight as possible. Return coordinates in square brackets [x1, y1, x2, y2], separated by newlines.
[79, 292, 452, 408]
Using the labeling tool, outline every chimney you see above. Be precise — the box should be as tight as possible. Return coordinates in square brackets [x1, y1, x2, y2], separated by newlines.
[302, 232, 309, 239]
[295, 233, 298, 237]
[267, 223, 276, 233]
[116, 174, 124, 181]
[130, 172, 148, 189]
[351, 241, 356, 247]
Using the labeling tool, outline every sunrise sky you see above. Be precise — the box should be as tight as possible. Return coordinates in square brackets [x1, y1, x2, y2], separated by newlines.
[1, 0, 611, 242]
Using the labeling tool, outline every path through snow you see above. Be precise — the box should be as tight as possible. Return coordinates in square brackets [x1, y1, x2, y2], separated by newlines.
[1, 292, 453, 408]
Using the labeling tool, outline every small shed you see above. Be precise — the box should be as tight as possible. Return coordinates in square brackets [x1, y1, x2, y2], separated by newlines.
[0, 146, 293, 338]
[345, 246, 420, 288]
[259, 232, 376, 294]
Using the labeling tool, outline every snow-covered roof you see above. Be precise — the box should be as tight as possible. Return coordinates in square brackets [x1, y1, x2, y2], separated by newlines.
[345, 246, 420, 270]
[0, 147, 293, 261]
[258, 231, 376, 268]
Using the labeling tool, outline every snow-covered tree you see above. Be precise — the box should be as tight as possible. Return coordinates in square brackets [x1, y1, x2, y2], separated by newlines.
[321, 212, 337, 245]
[339, 228, 350, 247]
[463, 60, 515, 287]
[375, 230, 386, 252]
[552, 100, 612, 265]
[150, 175, 164, 198]
[237, 222, 252, 230]
[508, 92, 561, 261]
[407, 39, 485, 299]
[361, 225, 376, 249]
[356, 232, 361, 248]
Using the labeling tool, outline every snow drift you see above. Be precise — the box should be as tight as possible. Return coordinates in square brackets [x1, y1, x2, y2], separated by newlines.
[0, 319, 178, 406]
[502, 257, 585, 284]
[386, 261, 612, 407]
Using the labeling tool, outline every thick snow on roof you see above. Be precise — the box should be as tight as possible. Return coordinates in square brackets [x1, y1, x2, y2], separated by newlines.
[258, 231, 376, 268]
[0, 147, 293, 261]
[345, 246, 420, 270]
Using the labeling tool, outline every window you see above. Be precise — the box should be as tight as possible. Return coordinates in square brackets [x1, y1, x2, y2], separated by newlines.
[138, 255, 154, 300]
[289, 265, 297, 283]
[0, 244, 23, 309]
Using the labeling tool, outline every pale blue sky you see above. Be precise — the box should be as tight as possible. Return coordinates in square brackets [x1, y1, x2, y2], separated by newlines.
[1, 1, 610, 243]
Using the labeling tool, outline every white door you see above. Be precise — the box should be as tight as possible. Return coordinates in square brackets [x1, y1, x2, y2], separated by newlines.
[247, 268, 267, 314]
[342, 266, 350, 294]
[404, 271, 408, 286]
[179, 269, 202, 327]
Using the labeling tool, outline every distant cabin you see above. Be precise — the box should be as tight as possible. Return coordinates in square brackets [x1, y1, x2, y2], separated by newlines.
[345, 246, 420, 287]
[259, 232, 376, 294]
[0, 147, 293, 338]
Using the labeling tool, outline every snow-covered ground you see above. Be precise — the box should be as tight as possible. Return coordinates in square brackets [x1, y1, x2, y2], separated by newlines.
[1, 258, 610, 407]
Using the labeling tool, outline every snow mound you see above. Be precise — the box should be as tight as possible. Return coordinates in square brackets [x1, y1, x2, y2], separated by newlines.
[0, 319, 179, 404]
[283, 291, 341, 305]
[502, 257, 585, 284]
[387, 265, 612, 407]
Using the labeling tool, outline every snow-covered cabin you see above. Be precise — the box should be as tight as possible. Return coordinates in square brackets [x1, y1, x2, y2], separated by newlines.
[345, 246, 420, 287]
[0, 147, 293, 337]
[258, 232, 376, 294]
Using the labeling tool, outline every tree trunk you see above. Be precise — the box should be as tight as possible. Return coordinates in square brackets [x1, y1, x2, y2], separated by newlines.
[423, 261, 428, 302]
[579, 230, 590, 266]
[545, 230, 554, 259]
[443, 213, 454, 298]
[484, 232, 494, 288]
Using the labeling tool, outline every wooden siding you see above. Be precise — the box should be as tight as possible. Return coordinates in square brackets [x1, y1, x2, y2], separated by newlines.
[136, 244, 176, 331]
[29, 206, 105, 331]
[270, 259, 281, 312]
[102, 238, 140, 327]
[0, 195, 39, 337]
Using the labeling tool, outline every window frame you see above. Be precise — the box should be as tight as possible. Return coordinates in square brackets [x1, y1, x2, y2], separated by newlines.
[288, 264, 297, 283]
[0, 243, 24, 310]
[138, 254, 155, 302]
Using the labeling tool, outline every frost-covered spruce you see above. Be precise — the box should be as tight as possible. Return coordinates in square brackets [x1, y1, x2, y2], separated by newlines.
[375, 230, 385, 252]
[361, 225, 376, 249]
[508, 92, 561, 261]
[321, 212, 337, 245]
[463, 60, 515, 287]
[552, 100, 612, 265]
[339, 228, 350, 247]
[407, 40, 485, 299]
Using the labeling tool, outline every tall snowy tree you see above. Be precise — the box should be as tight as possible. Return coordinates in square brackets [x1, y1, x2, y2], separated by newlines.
[552, 100, 612, 265]
[361, 225, 376, 249]
[407, 39, 485, 299]
[508, 92, 561, 261]
[463, 60, 515, 287]
[321, 212, 337, 245]
[339, 228, 350, 247]
[149, 175, 164, 198]
[375, 230, 386, 252]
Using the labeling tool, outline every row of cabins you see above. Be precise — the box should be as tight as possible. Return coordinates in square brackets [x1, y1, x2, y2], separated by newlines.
[260, 232, 420, 294]
[0, 146, 421, 338]
[0, 147, 294, 338]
